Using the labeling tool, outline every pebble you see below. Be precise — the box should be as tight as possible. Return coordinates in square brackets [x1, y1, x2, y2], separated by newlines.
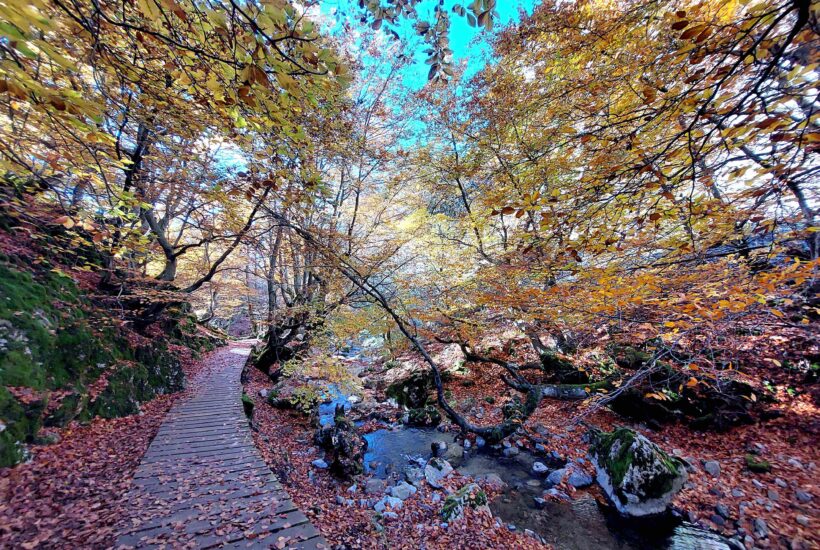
[533, 497, 546, 509]
[715, 504, 731, 519]
[365, 478, 386, 495]
[731, 488, 745, 498]
[774, 478, 787, 488]
[463, 439, 472, 450]
[795, 489, 812, 503]
[532, 461, 548, 474]
[348, 484, 358, 493]
[767, 489, 779, 501]
[704, 461, 721, 478]
[431, 493, 441, 504]
[475, 436, 486, 448]
[796, 514, 810, 527]
[336, 495, 346, 505]
[502, 447, 520, 457]
[710, 514, 726, 527]
[311, 458, 328, 469]
[752, 479, 765, 489]
[382, 511, 398, 520]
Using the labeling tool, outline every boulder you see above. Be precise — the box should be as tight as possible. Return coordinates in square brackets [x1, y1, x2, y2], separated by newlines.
[314, 410, 368, 479]
[440, 483, 490, 522]
[589, 427, 687, 517]
[425, 457, 454, 488]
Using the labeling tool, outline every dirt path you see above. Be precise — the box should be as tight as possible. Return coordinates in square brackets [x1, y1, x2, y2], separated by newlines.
[115, 342, 326, 549]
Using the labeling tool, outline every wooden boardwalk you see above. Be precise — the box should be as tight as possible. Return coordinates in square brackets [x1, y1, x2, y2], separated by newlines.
[116, 344, 326, 549]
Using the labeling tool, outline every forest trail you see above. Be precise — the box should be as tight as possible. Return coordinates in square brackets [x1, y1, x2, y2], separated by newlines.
[115, 342, 326, 549]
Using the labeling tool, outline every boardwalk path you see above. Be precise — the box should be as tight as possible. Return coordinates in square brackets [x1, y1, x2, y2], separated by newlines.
[116, 343, 326, 549]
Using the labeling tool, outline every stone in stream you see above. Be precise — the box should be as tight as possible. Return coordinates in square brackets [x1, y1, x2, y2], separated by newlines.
[314, 406, 368, 479]
[431, 440, 448, 457]
[425, 457, 454, 488]
[532, 461, 549, 475]
[589, 427, 688, 517]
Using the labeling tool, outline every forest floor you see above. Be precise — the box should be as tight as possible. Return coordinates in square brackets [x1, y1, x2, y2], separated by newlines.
[245, 342, 819, 550]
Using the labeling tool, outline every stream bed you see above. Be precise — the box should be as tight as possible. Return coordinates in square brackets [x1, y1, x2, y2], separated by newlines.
[362, 426, 738, 550]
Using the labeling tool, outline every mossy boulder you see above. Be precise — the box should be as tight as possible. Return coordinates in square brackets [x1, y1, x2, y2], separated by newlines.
[385, 370, 436, 409]
[440, 483, 490, 522]
[314, 407, 368, 479]
[0, 261, 187, 467]
[406, 405, 441, 427]
[266, 376, 324, 413]
[589, 427, 687, 516]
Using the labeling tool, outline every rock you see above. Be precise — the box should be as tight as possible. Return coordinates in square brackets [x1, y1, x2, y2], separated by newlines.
[546, 468, 567, 487]
[532, 462, 549, 475]
[752, 518, 768, 538]
[752, 479, 765, 489]
[589, 427, 688, 517]
[404, 466, 425, 487]
[710, 514, 726, 527]
[704, 461, 721, 478]
[347, 484, 358, 493]
[440, 483, 489, 522]
[312, 459, 329, 469]
[715, 504, 731, 519]
[425, 457, 454, 488]
[375, 495, 403, 513]
[259, 388, 270, 398]
[431, 493, 441, 504]
[463, 439, 472, 450]
[475, 436, 486, 448]
[767, 489, 779, 501]
[314, 409, 368, 478]
[475, 472, 507, 491]
[431, 441, 448, 457]
[390, 481, 418, 500]
[267, 375, 324, 412]
[795, 489, 812, 503]
[774, 478, 787, 488]
[365, 478, 387, 495]
[731, 488, 745, 498]
[567, 468, 593, 489]
[502, 447, 520, 457]
[533, 497, 546, 509]
[787, 458, 804, 469]
[382, 511, 398, 520]
[526, 479, 542, 488]
[335, 495, 346, 505]
[796, 514, 809, 527]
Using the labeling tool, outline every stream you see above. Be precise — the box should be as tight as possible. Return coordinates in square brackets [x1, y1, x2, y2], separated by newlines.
[325, 349, 738, 549]
[362, 427, 737, 550]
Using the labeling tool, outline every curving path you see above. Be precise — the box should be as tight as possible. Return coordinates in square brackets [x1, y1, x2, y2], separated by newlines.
[116, 343, 326, 549]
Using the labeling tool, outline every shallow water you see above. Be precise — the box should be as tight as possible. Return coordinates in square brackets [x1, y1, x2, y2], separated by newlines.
[362, 426, 738, 550]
